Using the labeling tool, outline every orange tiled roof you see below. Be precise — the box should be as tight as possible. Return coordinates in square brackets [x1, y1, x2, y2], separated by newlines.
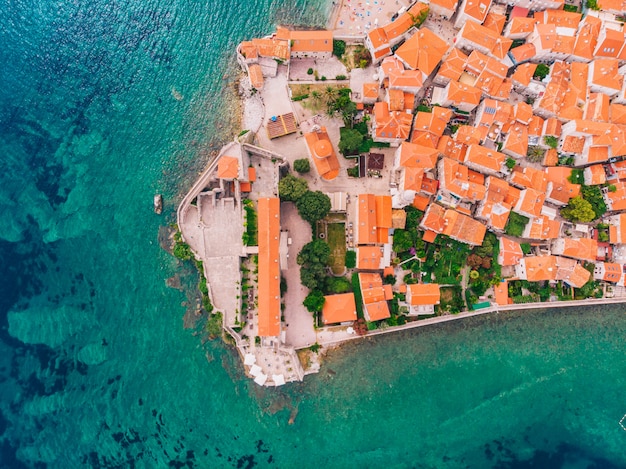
[600, 262, 622, 282]
[483, 11, 506, 34]
[605, 182, 626, 211]
[445, 81, 482, 107]
[509, 43, 537, 63]
[522, 255, 558, 282]
[257, 198, 281, 337]
[455, 125, 483, 145]
[304, 127, 340, 181]
[584, 93, 610, 122]
[374, 196, 391, 233]
[507, 17, 536, 37]
[442, 208, 487, 246]
[609, 104, 626, 125]
[412, 193, 431, 211]
[543, 148, 559, 167]
[359, 272, 390, 321]
[595, 28, 626, 59]
[407, 284, 440, 305]
[395, 28, 448, 75]
[528, 115, 545, 137]
[437, 48, 468, 83]
[358, 194, 377, 245]
[514, 188, 545, 218]
[499, 238, 523, 266]
[511, 63, 537, 87]
[461, 0, 491, 22]
[609, 212, 626, 243]
[388, 88, 405, 111]
[439, 157, 487, 202]
[388, 68, 423, 90]
[322, 293, 357, 324]
[515, 102, 534, 124]
[217, 156, 239, 179]
[557, 238, 598, 262]
[356, 246, 383, 270]
[572, 16, 601, 61]
[590, 58, 623, 93]
[248, 64, 264, 90]
[525, 215, 561, 240]
[276, 27, 333, 53]
[430, 0, 458, 11]
[544, 167, 581, 203]
[410, 109, 452, 147]
[502, 125, 528, 158]
[464, 144, 505, 173]
[397, 141, 439, 169]
[368, 27, 389, 50]
[438, 135, 468, 161]
[510, 166, 548, 192]
[459, 22, 512, 59]
[555, 257, 590, 288]
[363, 82, 380, 100]
[584, 164, 606, 186]
[544, 117, 562, 137]
[373, 102, 413, 141]
[250, 37, 290, 60]
[402, 167, 425, 192]
[494, 280, 509, 306]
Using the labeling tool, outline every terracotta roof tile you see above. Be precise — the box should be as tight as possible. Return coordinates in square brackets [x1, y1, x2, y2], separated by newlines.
[322, 293, 357, 324]
[257, 198, 281, 337]
[407, 284, 441, 305]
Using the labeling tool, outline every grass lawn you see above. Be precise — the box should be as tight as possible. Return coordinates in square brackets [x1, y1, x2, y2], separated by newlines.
[326, 222, 347, 275]
[438, 286, 464, 314]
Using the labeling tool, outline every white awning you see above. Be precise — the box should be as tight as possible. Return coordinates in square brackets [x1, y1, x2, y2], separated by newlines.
[254, 373, 268, 386]
[249, 364, 262, 377]
[272, 374, 286, 386]
[244, 354, 256, 366]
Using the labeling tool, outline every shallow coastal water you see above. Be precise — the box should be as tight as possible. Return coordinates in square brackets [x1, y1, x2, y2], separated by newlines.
[1, 0, 626, 467]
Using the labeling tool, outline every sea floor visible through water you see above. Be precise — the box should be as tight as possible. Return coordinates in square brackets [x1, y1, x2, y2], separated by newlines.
[0, 0, 625, 467]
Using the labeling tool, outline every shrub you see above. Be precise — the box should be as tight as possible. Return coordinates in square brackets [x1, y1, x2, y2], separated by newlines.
[307, 68, 314, 75]
[336, 74, 347, 80]
[293, 158, 311, 174]
[345, 250, 356, 268]
[321, 76, 327, 81]
[544, 135, 559, 149]
[333, 40, 346, 58]
[505, 211, 530, 237]
[505, 157, 516, 170]
[534, 64, 550, 80]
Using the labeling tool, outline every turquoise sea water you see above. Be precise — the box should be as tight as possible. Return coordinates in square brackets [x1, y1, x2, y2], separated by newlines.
[1, 0, 626, 467]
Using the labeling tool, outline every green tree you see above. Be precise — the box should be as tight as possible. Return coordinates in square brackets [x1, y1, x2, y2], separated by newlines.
[534, 64, 550, 80]
[278, 174, 308, 202]
[296, 190, 331, 224]
[560, 196, 595, 223]
[298, 239, 331, 290]
[293, 158, 311, 174]
[345, 250, 356, 268]
[339, 128, 364, 155]
[544, 135, 559, 149]
[505, 157, 516, 170]
[581, 185, 607, 219]
[393, 229, 413, 253]
[324, 276, 352, 294]
[332, 39, 346, 58]
[303, 289, 326, 313]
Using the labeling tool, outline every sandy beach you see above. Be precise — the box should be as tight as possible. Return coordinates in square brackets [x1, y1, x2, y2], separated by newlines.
[329, 0, 413, 36]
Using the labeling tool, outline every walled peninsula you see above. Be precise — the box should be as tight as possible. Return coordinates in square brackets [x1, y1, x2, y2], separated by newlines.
[178, 0, 626, 386]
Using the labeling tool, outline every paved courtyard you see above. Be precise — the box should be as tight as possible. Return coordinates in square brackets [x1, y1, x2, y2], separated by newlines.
[280, 202, 317, 348]
[199, 195, 243, 328]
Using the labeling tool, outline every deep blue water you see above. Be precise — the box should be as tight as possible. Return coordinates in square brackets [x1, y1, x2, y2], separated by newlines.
[1, 0, 626, 467]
